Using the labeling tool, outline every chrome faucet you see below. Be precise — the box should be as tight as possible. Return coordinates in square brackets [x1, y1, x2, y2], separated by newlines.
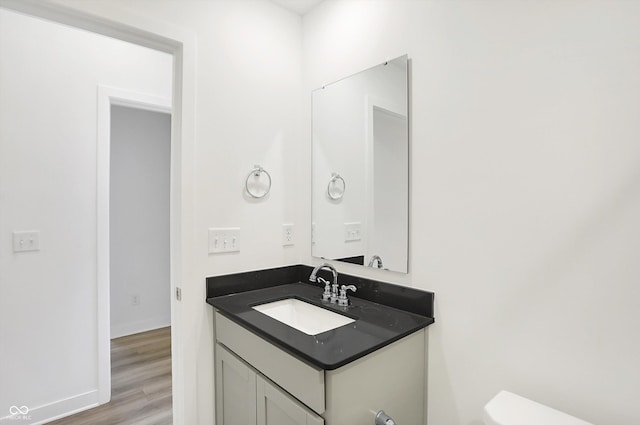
[368, 255, 383, 269]
[309, 263, 339, 302]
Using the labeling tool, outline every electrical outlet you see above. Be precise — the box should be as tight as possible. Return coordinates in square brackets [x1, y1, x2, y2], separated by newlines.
[12, 230, 40, 253]
[208, 227, 240, 253]
[132, 294, 140, 306]
[282, 224, 294, 246]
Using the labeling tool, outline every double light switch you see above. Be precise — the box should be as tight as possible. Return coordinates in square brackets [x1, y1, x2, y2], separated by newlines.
[13, 231, 40, 253]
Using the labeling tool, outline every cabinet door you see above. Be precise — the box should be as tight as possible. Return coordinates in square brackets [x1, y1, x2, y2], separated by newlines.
[256, 375, 324, 425]
[216, 344, 257, 425]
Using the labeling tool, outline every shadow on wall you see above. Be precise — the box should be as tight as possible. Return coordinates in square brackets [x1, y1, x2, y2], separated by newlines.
[426, 323, 460, 425]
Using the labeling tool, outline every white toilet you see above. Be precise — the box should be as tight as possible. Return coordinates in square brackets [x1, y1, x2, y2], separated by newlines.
[484, 391, 594, 425]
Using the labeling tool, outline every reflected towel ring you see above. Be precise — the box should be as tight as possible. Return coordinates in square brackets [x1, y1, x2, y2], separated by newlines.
[327, 172, 345, 200]
[245, 165, 271, 198]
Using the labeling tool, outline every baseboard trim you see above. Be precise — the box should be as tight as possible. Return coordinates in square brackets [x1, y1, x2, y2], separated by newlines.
[111, 316, 171, 339]
[0, 390, 99, 424]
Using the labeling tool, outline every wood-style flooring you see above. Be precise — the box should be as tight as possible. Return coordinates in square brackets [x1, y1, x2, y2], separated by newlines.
[49, 327, 172, 425]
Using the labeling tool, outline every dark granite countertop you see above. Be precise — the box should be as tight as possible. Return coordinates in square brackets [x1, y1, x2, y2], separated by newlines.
[207, 281, 434, 370]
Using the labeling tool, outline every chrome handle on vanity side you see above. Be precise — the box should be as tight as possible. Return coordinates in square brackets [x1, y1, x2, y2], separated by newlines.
[375, 410, 396, 425]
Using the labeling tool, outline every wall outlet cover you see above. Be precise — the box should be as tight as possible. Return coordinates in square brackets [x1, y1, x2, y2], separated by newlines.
[282, 224, 294, 246]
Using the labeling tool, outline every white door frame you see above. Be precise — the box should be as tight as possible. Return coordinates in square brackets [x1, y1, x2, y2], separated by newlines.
[0, 1, 197, 423]
[97, 86, 172, 403]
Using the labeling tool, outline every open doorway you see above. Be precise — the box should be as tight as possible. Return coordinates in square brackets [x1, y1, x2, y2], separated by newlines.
[110, 105, 171, 339]
[0, 2, 193, 422]
[370, 106, 408, 272]
[97, 90, 174, 415]
[109, 104, 173, 420]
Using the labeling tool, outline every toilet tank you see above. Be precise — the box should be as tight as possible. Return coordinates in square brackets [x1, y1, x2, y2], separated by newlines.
[484, 391, 593, 425]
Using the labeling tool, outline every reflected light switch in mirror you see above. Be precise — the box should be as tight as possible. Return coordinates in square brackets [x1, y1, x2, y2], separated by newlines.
[344, 222, 361, 242]
[12, 230, 40, 253]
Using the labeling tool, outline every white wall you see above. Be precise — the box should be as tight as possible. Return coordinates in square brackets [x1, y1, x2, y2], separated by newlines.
[303, 1, 640, 425]
[0, 7, 172, 423]
[110, 105, 171, 338]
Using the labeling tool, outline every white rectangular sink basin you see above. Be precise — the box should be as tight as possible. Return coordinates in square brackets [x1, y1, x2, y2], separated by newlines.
[252, 298, 354, 336]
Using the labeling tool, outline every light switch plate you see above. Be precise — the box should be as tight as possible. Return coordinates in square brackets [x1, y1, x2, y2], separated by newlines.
[282, 224, 294, 246]
[208, 227, 240, 253]
[344, 222, 362, 242]
[13, 230, 40, 252]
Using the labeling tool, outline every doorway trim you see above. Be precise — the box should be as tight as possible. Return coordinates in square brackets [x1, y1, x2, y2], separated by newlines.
[0, 0, 197, 423]
[97, 86, 172, 403]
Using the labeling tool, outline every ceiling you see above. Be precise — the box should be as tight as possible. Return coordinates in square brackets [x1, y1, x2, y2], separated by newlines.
[269, 0, 324, 15]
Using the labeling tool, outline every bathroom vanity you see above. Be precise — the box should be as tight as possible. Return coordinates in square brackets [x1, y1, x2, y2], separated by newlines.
[206, 265, 434, 425]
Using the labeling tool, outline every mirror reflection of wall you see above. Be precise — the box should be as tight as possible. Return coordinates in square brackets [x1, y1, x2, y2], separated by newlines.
[312, 55, 409, 273]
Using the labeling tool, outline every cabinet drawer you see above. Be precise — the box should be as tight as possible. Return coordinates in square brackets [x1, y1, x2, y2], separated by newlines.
[215, 312, 325, 414]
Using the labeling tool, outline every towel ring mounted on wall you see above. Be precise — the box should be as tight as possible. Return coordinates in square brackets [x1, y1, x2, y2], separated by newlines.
[245, 165, 271, 198]
[327, 172, 345, 200]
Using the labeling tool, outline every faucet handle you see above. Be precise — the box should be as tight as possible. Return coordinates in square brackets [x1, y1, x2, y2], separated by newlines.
[317, 277, 332, 301]
[337, 285, 357, 306]
[341, 284, 356, 294]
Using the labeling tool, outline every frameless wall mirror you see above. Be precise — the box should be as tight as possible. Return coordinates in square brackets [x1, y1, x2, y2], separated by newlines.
[312, 55, 409, 274]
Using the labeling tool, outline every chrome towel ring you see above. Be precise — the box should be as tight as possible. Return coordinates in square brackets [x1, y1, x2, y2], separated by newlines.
[245, 165, 271, 198]
[327, 172, 345, 200]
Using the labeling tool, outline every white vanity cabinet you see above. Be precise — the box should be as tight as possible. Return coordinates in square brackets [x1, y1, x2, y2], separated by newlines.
[214, 311, 428, 425]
